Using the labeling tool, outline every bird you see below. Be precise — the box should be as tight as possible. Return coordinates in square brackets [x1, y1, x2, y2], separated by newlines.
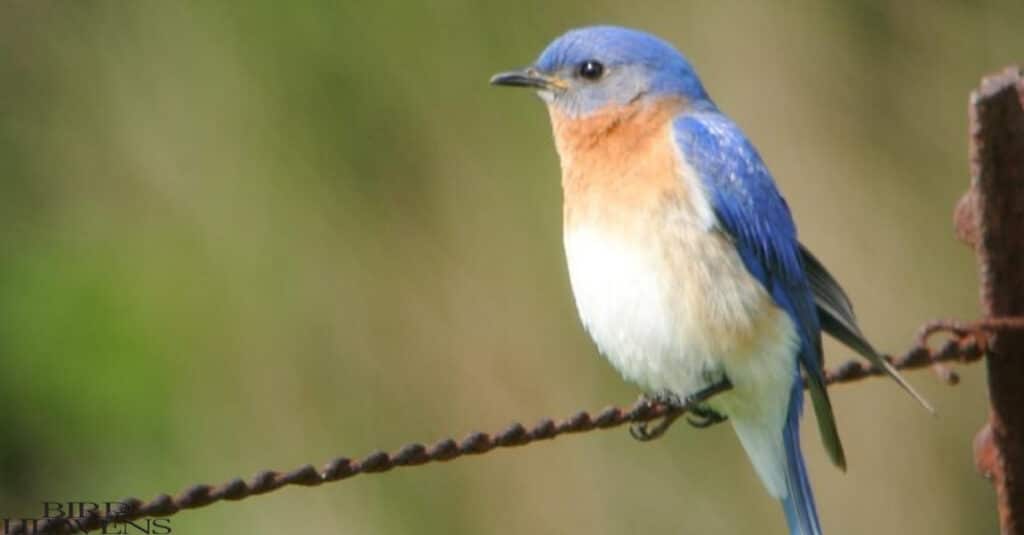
[490, 26, 930, 535]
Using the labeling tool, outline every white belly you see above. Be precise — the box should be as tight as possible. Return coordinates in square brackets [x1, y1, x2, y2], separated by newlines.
[563, 224, 711, 395]
[563, 221, 802, 497]
[564, 219, 801, 392]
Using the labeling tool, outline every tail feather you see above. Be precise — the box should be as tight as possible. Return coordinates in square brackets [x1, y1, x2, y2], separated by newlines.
[781, 378, 823, 535]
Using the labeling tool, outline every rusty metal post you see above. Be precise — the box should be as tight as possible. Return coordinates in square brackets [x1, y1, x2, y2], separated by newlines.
[958, 66, 1024, 534]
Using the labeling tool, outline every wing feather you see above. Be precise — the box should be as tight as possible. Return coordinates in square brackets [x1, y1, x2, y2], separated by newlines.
[799, 244, 933, 411]
[674, 112, 846, 470]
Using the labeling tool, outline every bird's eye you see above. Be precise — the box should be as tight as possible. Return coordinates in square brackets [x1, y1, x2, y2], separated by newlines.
[577, 60, 604, 80]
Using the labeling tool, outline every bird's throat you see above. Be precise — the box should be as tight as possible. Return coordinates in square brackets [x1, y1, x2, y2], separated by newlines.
[553, 100, 686, 231]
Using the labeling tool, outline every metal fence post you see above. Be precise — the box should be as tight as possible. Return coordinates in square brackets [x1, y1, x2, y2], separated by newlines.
[958, 66, 1024, 535]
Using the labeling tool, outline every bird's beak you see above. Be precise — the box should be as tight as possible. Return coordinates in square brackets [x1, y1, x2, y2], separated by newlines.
[490, 68, 564, 90]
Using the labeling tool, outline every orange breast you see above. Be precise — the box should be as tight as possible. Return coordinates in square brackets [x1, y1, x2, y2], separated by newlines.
[553, 98, 796, 381]
[551, 99, 691, 235]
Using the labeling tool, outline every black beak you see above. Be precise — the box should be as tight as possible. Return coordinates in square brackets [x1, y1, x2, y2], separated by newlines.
[489, 68, 553, 89]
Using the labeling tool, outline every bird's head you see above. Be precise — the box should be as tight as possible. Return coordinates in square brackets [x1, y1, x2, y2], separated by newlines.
[491, 26, 713, 118]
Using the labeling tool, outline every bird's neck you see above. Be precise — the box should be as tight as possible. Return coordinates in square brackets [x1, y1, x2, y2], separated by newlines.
[550, 98, 686, 229]
[548, 98, 683, 164]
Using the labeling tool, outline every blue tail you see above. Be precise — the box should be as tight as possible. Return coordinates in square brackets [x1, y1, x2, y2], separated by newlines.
[781, 377, 823, 535]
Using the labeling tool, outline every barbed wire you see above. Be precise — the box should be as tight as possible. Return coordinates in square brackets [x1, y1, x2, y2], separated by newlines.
[8, 316, 1024, 535]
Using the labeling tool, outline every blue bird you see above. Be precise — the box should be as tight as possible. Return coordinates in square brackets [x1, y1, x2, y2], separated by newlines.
[491, 26, 930, 534]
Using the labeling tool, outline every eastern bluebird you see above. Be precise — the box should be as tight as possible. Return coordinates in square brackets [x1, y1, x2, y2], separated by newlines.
[491, 26, 930, 535]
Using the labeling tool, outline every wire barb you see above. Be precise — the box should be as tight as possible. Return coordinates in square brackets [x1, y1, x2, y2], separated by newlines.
[7, 317, 1024, 535]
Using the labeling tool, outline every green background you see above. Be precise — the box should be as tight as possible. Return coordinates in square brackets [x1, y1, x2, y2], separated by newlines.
[2, 2, 1021, 533]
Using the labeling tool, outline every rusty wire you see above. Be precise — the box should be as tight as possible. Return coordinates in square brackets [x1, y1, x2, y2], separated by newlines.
[8, 316, 1024, 535]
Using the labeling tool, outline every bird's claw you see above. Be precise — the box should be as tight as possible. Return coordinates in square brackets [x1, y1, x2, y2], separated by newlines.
[629, 392, 682, 442]
[629, 378, 733, 441]
[681, 378, 731, 428]
[629, 412, 680, 442]
[685, 406, 728, 428]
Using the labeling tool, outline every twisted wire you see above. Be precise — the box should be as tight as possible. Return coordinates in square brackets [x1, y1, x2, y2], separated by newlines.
[8, 316, 1024, 535]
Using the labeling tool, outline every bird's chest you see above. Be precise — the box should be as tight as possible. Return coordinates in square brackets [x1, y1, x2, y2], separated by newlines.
[563, 198, 723, 394]
[560, 153, 791, 397]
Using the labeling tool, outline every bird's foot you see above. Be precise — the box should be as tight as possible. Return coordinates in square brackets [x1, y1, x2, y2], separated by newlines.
[629, 392, 682, 442]
[685, 405, 728, 428]
[628, 378, 734, 441]
[682, 378, 732, 429]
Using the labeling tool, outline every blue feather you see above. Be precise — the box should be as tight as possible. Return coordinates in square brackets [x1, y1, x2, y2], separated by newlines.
[782, 374, 822, 535]
[674, 110, 841, 534]
[673, 111, 821, 368]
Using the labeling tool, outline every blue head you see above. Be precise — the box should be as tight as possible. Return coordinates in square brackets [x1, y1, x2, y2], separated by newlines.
[491, 26, 713, 116]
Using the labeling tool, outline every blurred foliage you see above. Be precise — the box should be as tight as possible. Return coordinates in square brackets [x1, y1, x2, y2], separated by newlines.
[1, 1, 1022, 533]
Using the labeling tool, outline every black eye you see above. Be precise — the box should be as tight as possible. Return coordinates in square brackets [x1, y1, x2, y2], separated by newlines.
[577, 60, 604, 80]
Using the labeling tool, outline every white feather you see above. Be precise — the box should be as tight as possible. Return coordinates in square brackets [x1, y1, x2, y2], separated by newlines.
[563, 189, 800, 498]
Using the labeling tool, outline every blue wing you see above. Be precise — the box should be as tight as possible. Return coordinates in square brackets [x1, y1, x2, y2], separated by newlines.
[674, 111, 842, 535]
[673, 112, 817, 357]
[667, 110, 843, 455]
[672, 111, 845, 468]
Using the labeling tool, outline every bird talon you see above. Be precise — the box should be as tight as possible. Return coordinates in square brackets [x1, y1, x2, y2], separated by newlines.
[629, 422, 655, 441]
[629, 391, 686, 442]
[630, 380, 731, 440]
[629, 412, 680, 442]
[682, 378, 731, 429]
[686, 406, 728, 429]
